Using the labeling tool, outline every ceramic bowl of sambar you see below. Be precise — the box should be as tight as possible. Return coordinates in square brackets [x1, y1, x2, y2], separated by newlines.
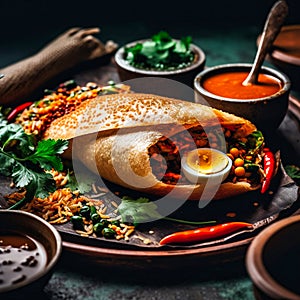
[246, 214, 300, 300]
[194, 63, 291, 134]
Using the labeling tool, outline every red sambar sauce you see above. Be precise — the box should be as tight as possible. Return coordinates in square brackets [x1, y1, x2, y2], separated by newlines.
[202, 71, 282, 99]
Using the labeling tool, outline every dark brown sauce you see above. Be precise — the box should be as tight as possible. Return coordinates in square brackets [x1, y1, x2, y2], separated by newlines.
[0, 232, 47, 291]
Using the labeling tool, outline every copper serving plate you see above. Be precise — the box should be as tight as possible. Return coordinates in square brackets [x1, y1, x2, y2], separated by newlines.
[1, 61, 299, 270]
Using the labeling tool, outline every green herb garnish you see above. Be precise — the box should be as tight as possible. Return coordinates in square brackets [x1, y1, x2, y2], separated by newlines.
[285, 165, 300, 185]
[65, 169, 96, 194]
[0, 109, 68, 209]
[118, 196, 215, 226]
[124, 31, 194, 71]
[246, 130, 264, 155]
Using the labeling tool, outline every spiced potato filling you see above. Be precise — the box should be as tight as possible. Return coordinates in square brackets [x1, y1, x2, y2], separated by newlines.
[148, 125, 264, 186]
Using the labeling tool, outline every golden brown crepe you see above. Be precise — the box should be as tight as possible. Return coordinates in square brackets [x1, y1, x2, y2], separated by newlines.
[43, 93, 260, 200]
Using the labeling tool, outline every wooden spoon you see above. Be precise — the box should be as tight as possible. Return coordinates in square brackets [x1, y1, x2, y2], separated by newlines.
[242, 0, 288, 86]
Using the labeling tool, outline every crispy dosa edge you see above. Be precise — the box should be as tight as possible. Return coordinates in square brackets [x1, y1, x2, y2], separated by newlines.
[43, 93, 259, 200]
[43, 93, 256, 140]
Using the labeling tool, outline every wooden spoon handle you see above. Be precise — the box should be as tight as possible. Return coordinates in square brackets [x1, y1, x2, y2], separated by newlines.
[243, 0, 288, 86]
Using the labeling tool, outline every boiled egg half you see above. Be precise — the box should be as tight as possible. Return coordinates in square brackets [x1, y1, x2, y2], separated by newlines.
[181, 148, 232, 185]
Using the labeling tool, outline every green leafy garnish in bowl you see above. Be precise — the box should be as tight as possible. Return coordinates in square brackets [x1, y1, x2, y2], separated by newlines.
[124, 31, 195, 71]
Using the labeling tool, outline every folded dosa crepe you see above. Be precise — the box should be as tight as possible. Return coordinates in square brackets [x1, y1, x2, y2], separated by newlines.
[43, 93, 265, 200]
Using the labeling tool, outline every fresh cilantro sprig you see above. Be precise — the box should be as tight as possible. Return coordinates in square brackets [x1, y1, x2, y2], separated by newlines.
[65, 169, 97, 194]
[285, 165, 300, 186]
[118, 196, 216, 227]
[124, 31, 194, 71]
[0, 110, 68, 209]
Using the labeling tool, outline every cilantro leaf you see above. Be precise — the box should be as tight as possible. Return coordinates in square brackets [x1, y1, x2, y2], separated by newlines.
[124, 31, 194, 71]
[30, 171, 57, 199]
[285, 165, 300, 185]
[118, 196, 162, 226]
[65, 170, 96, 194]
[0, 123, 34, 155]
[140, 41, 156, 57]
[8, 170, 57, 210]
[0, 114, 69, 209]
[11, 162, 33, 188]
[118, 196, 216, 227]
[27, 139, 69, 171]
[0, 152, 15, 176]
[152, 31, 172, 43]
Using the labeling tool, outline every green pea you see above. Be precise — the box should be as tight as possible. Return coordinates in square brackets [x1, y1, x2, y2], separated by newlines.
[71, 215, 83, 230]
[43, 89, 55, 95]
[63, 79, 77, 90]
[79, 205, 91, 219]
[111, 220, 120, 226]
[99, 219, 109, 227]
[93, 222, 105, 235]
[93, 220, 108, 235]
[102, 228, 116, 239]
[91, 213, 100, 224]
[244, 163, 259, 172]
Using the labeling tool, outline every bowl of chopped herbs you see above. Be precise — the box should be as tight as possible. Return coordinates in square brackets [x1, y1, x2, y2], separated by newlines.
[114, 31, 206, 87]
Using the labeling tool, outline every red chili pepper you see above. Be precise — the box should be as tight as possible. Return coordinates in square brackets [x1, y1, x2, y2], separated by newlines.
[6, 102, 33, 122]
[159, 222, 253, 245]
[261, 148, 275, 194]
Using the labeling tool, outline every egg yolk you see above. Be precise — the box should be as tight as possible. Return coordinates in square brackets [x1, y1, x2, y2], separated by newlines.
[186, 149, 228, 174]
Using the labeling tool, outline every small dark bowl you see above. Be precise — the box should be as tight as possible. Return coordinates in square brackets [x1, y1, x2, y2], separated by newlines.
[0, 210, 62, 298]
[260, 24, 300, 92]
[194, 63, 291, 133]
[114, 39, 206, 87]
[246, 215, 300, 300]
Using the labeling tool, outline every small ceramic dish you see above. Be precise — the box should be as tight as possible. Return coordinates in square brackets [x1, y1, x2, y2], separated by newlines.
[194, 63, 291, 133]
[260, 24, 300, 92]
[181, 148, 232, 185]
[246, 214, 300, 300]
[0, 210, 62, 298]
[114, 39, 206, 87]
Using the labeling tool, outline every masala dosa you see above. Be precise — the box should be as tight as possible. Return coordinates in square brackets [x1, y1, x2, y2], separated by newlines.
[43, 93, 264, 200]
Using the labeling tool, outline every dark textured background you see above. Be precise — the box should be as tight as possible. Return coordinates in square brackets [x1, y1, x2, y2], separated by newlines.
[1, 0, 300, 32]
[1, 0, 300, 63]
